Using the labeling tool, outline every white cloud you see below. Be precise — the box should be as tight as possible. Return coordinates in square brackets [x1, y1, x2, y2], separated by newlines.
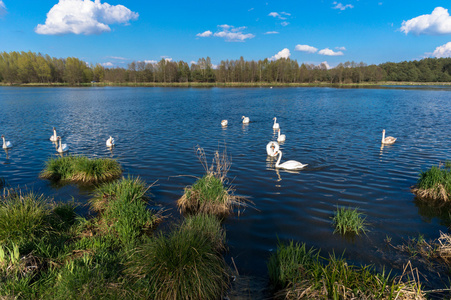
[0, 1, 6, 16]
[101, 62, 114, 67]
[332, 2, 354, 10]
[264, 31, 279, 34]
[320, 61, 331, 69]
[269, 11, 290, 20]
[144, 60, 157, 64]
[281, 21, 289, 26]
[281, 12, 291, 16]
[190, 61, 196, 65]
[161, 56, 172, 62]
[213, 24, 255, 42]
[335, 46, 346, 51]
[318, 48, 344, 56]
[35, 0, 138, 35]
[107, 56, 128, 60]
[432, 42, 451, 57]
[295, 44, 318, 53]
[196, 30, 212, 37]
[269, 48, 291, 61]
[400, 7, 451, 35]
[269, 12, 281, 18]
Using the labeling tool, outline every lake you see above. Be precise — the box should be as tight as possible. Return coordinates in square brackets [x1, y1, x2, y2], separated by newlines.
[1, 86, 451, 292]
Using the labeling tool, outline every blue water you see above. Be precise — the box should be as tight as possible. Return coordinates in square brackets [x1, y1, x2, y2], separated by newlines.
[1, 86, 451, 289]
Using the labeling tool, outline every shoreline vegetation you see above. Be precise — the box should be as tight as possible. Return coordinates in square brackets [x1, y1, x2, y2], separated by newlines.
[2, 81, 451, 88]
[3, 51, 451, 86]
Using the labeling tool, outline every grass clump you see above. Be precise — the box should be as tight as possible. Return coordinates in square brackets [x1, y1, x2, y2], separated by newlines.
[268, 241, 425, 299]
[332, 206, 368, 236]
[40, 155, 122, 184]
[127, 218, 229, 299]
[89, 177, 160, 247]
[412, 161, 451, 203]
[178, 147, 247, 216]
[181, 214, 226, 252]
[0, 190, 51, 247]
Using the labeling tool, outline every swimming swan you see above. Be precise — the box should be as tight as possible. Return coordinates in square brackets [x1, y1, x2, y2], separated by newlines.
[277, 129, 286, 142]
[106, 136, 115, 147]
[274, 150, 308, 170]
[50, 127, 58, 142]
[242, 116, 250, 124]
[273, 117, 280, 130]
[57, 137, 69, 153]
[2, 135, 12, 149]
[266, 141, 280, 157]
[221, 120, 228, 127]
[381, 129, 396, 145]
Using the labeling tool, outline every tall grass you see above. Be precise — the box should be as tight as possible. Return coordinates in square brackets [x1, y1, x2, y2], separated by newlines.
[181, 214, 226, 252]
[127, 220, 229, 299]
[89, 177, 159, 247]
[413, 162, 451, 202]
[268, 241, 426, 299]
[178, 148, 248, 216]
[40, 155, 122, 184]
[332, 206, 368, 236]
[0, 190, 51, 247]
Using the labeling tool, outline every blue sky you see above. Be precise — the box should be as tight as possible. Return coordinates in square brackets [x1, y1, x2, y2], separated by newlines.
[2, 0, 451, 69]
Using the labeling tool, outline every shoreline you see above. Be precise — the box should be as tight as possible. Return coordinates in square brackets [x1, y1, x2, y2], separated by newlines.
[1, 81, 451, 88]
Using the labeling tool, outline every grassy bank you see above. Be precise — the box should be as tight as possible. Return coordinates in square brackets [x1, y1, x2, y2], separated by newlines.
[40, 155, 122, 184]
[3, 81, 451, 88]
[268, 240, 425, 299]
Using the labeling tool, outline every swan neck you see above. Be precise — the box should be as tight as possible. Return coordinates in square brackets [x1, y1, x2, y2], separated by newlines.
[382, 130, 385, 141]
[276, 151, 282, 167]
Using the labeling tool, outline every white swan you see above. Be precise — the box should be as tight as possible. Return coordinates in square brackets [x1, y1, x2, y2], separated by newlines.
[277, 129, 286, 143]
[106, 136, 115, 147]
[221, 120, 228, 127]
[274, 150, 308, 170]
[2, 135, 12, 149]
[273, 117, 280, 130]
[381, 129, 396, 145]
[50, 127, 58, 142]
[266, 141, 280, 157]
[57, 137, 69, 153]
[242, 116, 250, 124]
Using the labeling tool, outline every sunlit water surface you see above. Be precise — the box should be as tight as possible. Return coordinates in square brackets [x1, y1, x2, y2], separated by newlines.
[1, 86, 451, 294]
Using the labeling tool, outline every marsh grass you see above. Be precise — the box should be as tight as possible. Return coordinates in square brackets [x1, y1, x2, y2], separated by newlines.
[88, 177, 160, 246]
[181, 214, 226, 252]
[0, 190, 51, 247]
[412, 162, 451, 203]
[40, 155, 122, 184]
[268, 241, 426, 299]
[178, 147, 248, 216]
[127, 220, 229, 300]
[332, 206, 368, 236]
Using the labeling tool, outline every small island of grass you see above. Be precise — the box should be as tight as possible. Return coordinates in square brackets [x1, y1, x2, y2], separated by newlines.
[40, 155, 122, 184]
[412, 161, 451, 203]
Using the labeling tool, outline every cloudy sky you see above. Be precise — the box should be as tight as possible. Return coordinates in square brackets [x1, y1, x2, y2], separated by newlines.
[1, 0, 451, 68]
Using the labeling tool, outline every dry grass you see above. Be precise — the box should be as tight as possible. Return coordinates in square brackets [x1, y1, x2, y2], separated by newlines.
[411, 162, 451, 204]
[177, 147, 250, 216]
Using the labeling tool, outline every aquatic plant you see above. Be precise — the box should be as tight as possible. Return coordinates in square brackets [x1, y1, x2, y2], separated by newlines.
[89, 177, 160, 246]
[181, 214, 226, 252]
[268, 241, 426, 299]
[178, 147, 248, 216]
[332, 206, 368, 236]
[40, 155, 122, 184]
[412, 162, 451, 203]
[126, 220, 229, 300]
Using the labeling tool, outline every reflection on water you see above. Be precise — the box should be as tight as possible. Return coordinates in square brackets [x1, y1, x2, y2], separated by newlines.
[1, 86, 451, 288]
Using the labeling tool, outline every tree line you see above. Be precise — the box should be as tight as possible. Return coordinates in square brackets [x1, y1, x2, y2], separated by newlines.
[2, 51, 451, 85]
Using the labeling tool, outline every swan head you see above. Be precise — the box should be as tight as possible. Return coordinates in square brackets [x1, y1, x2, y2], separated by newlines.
[1, 135, 3, 138]
[53, 127, 56, 130]
[242, 116, 245, 119]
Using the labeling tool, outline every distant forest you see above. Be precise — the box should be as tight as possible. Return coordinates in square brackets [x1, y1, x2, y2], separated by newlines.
[2, 51, 451, 85]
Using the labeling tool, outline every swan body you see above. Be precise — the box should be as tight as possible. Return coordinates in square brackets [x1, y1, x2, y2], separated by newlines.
[242, 116, 250, 124]
[274, 150, 307, 170]
[106, 136, 115, 147]
[2, 135, 12, 149]
[221, 120, 228, 127]
[273, 117, 280, 129]
[57, 137, 69, 153]
[50, 127, 58, 142]
[266, 141, 280, 157]
[381, 129, 396, 145]
[277, 129, 286, 142]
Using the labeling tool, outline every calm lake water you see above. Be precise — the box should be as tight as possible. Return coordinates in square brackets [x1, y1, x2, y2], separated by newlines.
[1, 86, 451, 292]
